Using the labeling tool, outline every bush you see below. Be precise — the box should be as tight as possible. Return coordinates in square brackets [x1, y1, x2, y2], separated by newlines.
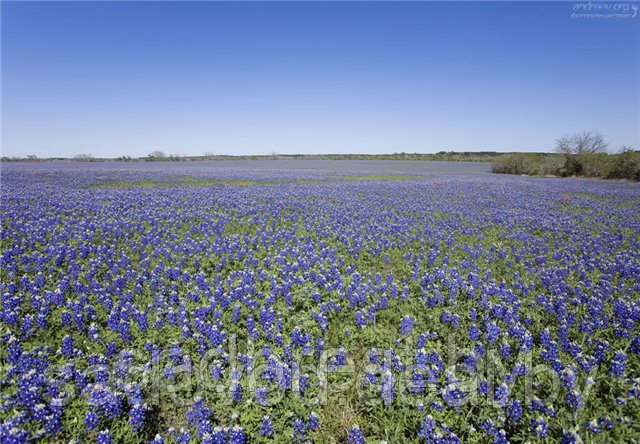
[537, 156, 565, 176]
[563, 151, 640, 180]
[493, 150, 640, 181]
[607, 149, 640, 181]
[491, 154, 563, 176]
[566, 153, 610, 177]
[491, 154, 538, 175]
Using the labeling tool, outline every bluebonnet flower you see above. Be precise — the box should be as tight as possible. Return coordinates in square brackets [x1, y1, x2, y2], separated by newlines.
[531, 418, 548, 438]
[172, 427, 191, 444]
[293, 418, 306, 442]
[381, 368, 395, 407]
[256, 386, 268, 406]
[598, 417, 614, 431]
[469, 324, 480, 341]
[630, 335, 640, 355]
[307, 412, 319, 431]
[61, 335, 75, 357]
[494, 383, 510, 407]
[561, 367, 577, 390]
[365, 372, 377, 384]
[485, 322, 501, 344]
[347, 425, 365, 444]
[610, 351, 627, 377]
[355, 311, 367, 328]
[494, 429, 509, 444]
[400, 315, 414, 335]
[500, 343, 511, 360]
[129, 404, 147, 432]
[416, 333, 429, 348]
[481, 420, 498, 438]
[227, 426, 246, 444]
[442, 375, 467, 408]
[565, 390, 584, 411]
[418, 415, 437, 440]
[583, 419, 601, 434]
[84, 411, 100, 431]
[260, 416, 274, 437]
[97, 430, 112, 444]
[561, 428, 582, 443]
[478, 380, 489, 397]
[506, 400, 523, 424]
[187, 398, 211, 428]
[230, 379, 243, 403]
[334, 347, 347, 368]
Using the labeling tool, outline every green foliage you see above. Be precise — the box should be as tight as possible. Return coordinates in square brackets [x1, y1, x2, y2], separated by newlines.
[607, 148, 640, 181]
[492, 151, 640, 181]
[89, 175, 426, 189]
[491, 153, 563, 176]
[89, 178, 269, 189]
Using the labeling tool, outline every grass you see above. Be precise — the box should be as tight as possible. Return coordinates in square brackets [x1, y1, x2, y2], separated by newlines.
[89, 177, 269, 189]
[90, 175, 426, 189]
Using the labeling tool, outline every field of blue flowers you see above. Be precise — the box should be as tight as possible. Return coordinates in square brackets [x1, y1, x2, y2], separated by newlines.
[1, 162, 639, 443]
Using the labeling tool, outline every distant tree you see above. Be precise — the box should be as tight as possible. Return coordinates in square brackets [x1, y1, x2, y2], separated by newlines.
[26, 154, 38, 160]
[556, 131, 608, 155]
[73, 153, 94, 161]
[148, 150, 166, 160]
[618, 145, 638, 154]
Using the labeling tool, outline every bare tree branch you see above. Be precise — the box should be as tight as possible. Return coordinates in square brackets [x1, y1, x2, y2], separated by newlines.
[555, 131, 607, 155]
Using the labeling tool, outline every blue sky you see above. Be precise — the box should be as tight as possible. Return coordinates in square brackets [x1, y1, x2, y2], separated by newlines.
[2, 1, 639, 158]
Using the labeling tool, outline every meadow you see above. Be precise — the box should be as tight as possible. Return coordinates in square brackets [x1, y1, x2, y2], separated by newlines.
[1, 161, 638, 443]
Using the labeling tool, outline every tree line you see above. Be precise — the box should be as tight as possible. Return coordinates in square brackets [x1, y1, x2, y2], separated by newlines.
[3, 151, 526, 163]
[491, 131, 639, 181]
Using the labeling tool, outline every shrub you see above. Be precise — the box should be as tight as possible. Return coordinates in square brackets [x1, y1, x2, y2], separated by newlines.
[493, 150, 640, 181]
[491, 154, 562, 176]
[570, 153, 612, 178]
[537, 156, 565, 176]
[607, 149, 640, 181]
[562, 151, 640, 180]
[491, 154, 537, 175]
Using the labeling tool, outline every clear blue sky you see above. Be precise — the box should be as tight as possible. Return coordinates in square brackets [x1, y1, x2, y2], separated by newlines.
[2, 1, 639, 158]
